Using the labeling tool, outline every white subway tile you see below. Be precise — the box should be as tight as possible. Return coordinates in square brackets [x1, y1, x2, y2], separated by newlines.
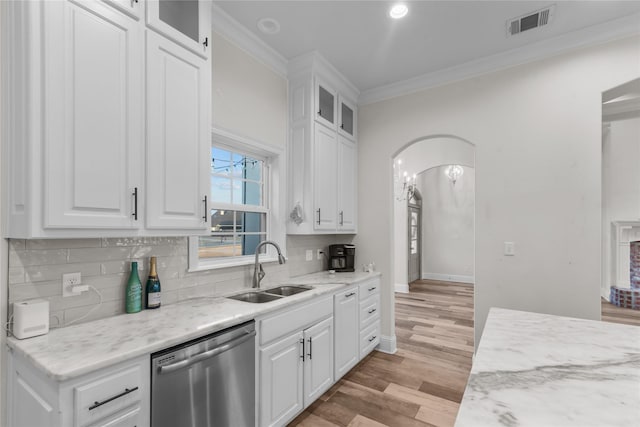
[68, 247, 132, 263]
[26, 239, 101, 250]
[25, 263, 101, 283]
[10, 249, 69, 267]
[9, 267, 25, 285]
[9, 282, 60, 302]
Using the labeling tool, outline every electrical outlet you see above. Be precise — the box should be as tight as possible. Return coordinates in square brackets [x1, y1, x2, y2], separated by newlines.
[317, 249, 323, 260]
[62, 272, 82, 297]
[504, 242, 515, 256]
[305, 250, 313, 261]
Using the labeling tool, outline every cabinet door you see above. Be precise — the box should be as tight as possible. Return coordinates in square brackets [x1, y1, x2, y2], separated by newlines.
[313, 125, 338, 231]
[43, 0, 143, 230]
[146, 30, 210, 231]
[338, 96, 356, 140]
[260, 332, 304, 427]
[10, 373, 58, 427]
[303, 317, 334, 407]
[314, 79, 336, 129]
[333, 287, 359, 380]
[146, 0, 211, 58]
[337, 137, 357, 232]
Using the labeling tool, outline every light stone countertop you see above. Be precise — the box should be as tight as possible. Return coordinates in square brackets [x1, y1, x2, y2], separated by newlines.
[455, 307, 640, 427]
[7, 271, 380, 382]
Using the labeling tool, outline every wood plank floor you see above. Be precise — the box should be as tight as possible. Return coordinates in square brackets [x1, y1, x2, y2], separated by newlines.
[289, 281, 640, 427]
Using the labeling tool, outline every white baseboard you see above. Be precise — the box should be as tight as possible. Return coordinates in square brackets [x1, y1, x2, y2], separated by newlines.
[376, 334, 397, 354]
[394, 283, 409, 293]
[602, 286, 611, 302]
[422, 272, 475, 284]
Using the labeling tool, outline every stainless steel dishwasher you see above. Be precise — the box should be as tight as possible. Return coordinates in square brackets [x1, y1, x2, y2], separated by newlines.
[151, 320, 256, 427]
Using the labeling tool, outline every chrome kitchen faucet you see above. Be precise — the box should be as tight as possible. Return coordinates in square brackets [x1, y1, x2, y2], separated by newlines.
[253, 240, 286, 288]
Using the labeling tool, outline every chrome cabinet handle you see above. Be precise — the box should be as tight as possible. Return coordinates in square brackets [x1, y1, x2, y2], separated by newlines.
[368, 308, 377, 314]
[368, 335, 377, 342]
[368, 287, 376, 291]
[316, 208, 321, 225]
[339, 211, 344, 226]
[89, 387, 138, 411]
[132, 188, 138, 221]
[202, 195, 208, 222]
[307, 337, 312, 360]
[300, 338, 305, 361]
[345, 292, 356, 298]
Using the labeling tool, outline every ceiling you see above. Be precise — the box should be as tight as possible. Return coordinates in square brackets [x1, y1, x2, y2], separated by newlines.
[215, 1, 640, 98]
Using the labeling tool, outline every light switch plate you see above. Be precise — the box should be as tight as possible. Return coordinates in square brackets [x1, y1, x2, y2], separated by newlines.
[305, 249, 313, 261]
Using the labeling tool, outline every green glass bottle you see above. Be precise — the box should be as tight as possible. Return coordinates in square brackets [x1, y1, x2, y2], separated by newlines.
[145, 256, 161, 309]
[125, 261, 142, 313]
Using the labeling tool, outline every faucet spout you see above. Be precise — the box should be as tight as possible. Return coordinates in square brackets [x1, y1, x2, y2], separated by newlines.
[253, 240, 286, 288]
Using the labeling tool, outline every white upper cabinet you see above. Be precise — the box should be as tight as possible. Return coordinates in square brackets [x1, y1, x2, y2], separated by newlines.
[103, 0, 143, 19]
[338, 95, 356, 140]
[43, 0, 143, 231]
[287, 52, 359, 235]
[314, 79, 336, 129]
[2, 0, 211, 238]
[146, 0, 211, 58]
[145, 31, 210, 231]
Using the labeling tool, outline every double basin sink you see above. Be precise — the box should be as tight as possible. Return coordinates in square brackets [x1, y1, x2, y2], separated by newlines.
[227, 285, 312, 303]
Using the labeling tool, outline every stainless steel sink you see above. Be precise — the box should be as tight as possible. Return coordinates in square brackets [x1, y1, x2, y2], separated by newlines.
[264, 285, 312, 297]
[227, 292, 282, 303]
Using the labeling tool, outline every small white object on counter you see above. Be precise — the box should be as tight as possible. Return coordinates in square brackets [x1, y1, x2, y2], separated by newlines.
[455, 308, 640, 427]
[13, 299, 49, 340]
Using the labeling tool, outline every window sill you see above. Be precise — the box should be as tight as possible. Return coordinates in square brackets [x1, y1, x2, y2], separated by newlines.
[187, 255, 282, 272]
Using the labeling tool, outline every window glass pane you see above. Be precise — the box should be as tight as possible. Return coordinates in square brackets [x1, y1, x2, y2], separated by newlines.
[242, 181, 262, 206]
[244, 156, 262, 182]
[159, 0, 199, 43]
[210, 210, 234, 233]
[211, 176, 232, 204]
[231, 153, 244, 178]
[318, 85, 334, 124]
[238, 212, 266, 233]
[198, 235, 236, 259]
[211, 147, 231, 176]
[241, 234, 265, 256]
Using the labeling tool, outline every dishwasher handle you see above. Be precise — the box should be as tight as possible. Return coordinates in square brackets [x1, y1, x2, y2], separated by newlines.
[157, 330, 256, 375]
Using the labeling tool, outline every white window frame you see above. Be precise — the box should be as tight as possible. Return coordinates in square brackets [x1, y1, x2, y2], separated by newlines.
[188, 127, 286, 271]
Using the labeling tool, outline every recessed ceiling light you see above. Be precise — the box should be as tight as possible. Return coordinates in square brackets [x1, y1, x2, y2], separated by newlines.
[257, 17, 281, 35]
[389, 3, 408, 19]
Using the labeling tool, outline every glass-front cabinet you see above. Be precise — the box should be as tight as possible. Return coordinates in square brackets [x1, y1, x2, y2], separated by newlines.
[338, 95, 356, 140]
[315, 79, 337, 129]
[146, 0, 211, 57]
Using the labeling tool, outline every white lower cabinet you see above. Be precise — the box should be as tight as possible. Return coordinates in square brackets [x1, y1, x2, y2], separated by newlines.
[258, 296, 334, 427]
[333, 286, 359, 380]
[7, 352, 149, 427]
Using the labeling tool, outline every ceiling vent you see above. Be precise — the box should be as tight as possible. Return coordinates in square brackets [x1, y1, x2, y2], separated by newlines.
[507, 5, 555, 36]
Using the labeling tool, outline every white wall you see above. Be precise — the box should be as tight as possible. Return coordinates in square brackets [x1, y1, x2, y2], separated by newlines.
[212, 32, 287, 149]
[392, 137, 474, 292]
[356, 35, 640, 347]
[602, 117, 640, 295]
[419, 166, 475, 282]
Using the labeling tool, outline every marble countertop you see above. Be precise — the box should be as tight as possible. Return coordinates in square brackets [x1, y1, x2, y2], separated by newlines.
[455, 308, 640, 427]
[7, 271, 380, 382]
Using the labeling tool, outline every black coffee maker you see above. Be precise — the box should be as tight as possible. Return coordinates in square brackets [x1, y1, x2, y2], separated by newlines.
[328, 244, 355, 272]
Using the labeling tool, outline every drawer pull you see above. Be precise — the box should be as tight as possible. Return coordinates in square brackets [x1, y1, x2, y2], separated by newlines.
[88, 386, 139, 411]
[368, 308, 377, 314]
[368, 287, 376, 291]
[345, 292, 356, 298]
[368, 335, 377, 342]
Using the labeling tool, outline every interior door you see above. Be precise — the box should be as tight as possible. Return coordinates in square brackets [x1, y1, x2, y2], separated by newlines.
[408, 191, 422, 283]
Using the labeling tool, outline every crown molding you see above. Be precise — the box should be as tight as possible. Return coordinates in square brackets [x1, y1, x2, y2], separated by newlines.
[359, 13, 640, 106]
[211, 4, 288, 78]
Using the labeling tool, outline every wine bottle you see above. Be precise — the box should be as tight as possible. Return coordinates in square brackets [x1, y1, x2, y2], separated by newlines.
[125, 262, 142, 313]
[146, 256, 161, 309]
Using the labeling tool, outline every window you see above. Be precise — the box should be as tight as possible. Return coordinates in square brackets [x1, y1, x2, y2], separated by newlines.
[188, 129, 285, 271]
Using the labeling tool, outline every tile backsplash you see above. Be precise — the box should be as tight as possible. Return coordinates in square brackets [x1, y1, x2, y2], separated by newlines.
[8, 235, 352, 328]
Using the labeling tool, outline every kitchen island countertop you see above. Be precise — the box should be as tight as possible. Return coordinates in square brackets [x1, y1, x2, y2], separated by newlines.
[455, 307, 640, 427]
[7, 271, 380, 382]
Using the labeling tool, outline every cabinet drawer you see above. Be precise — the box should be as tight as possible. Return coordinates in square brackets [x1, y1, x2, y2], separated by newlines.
[359, 323, 380, 359]
[93, 405, 141, 427]
[358, 278, 380, 301]
[359, 295, 380, 330]
[259, 296, 332, 345]
[74, 365, 142, 427]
